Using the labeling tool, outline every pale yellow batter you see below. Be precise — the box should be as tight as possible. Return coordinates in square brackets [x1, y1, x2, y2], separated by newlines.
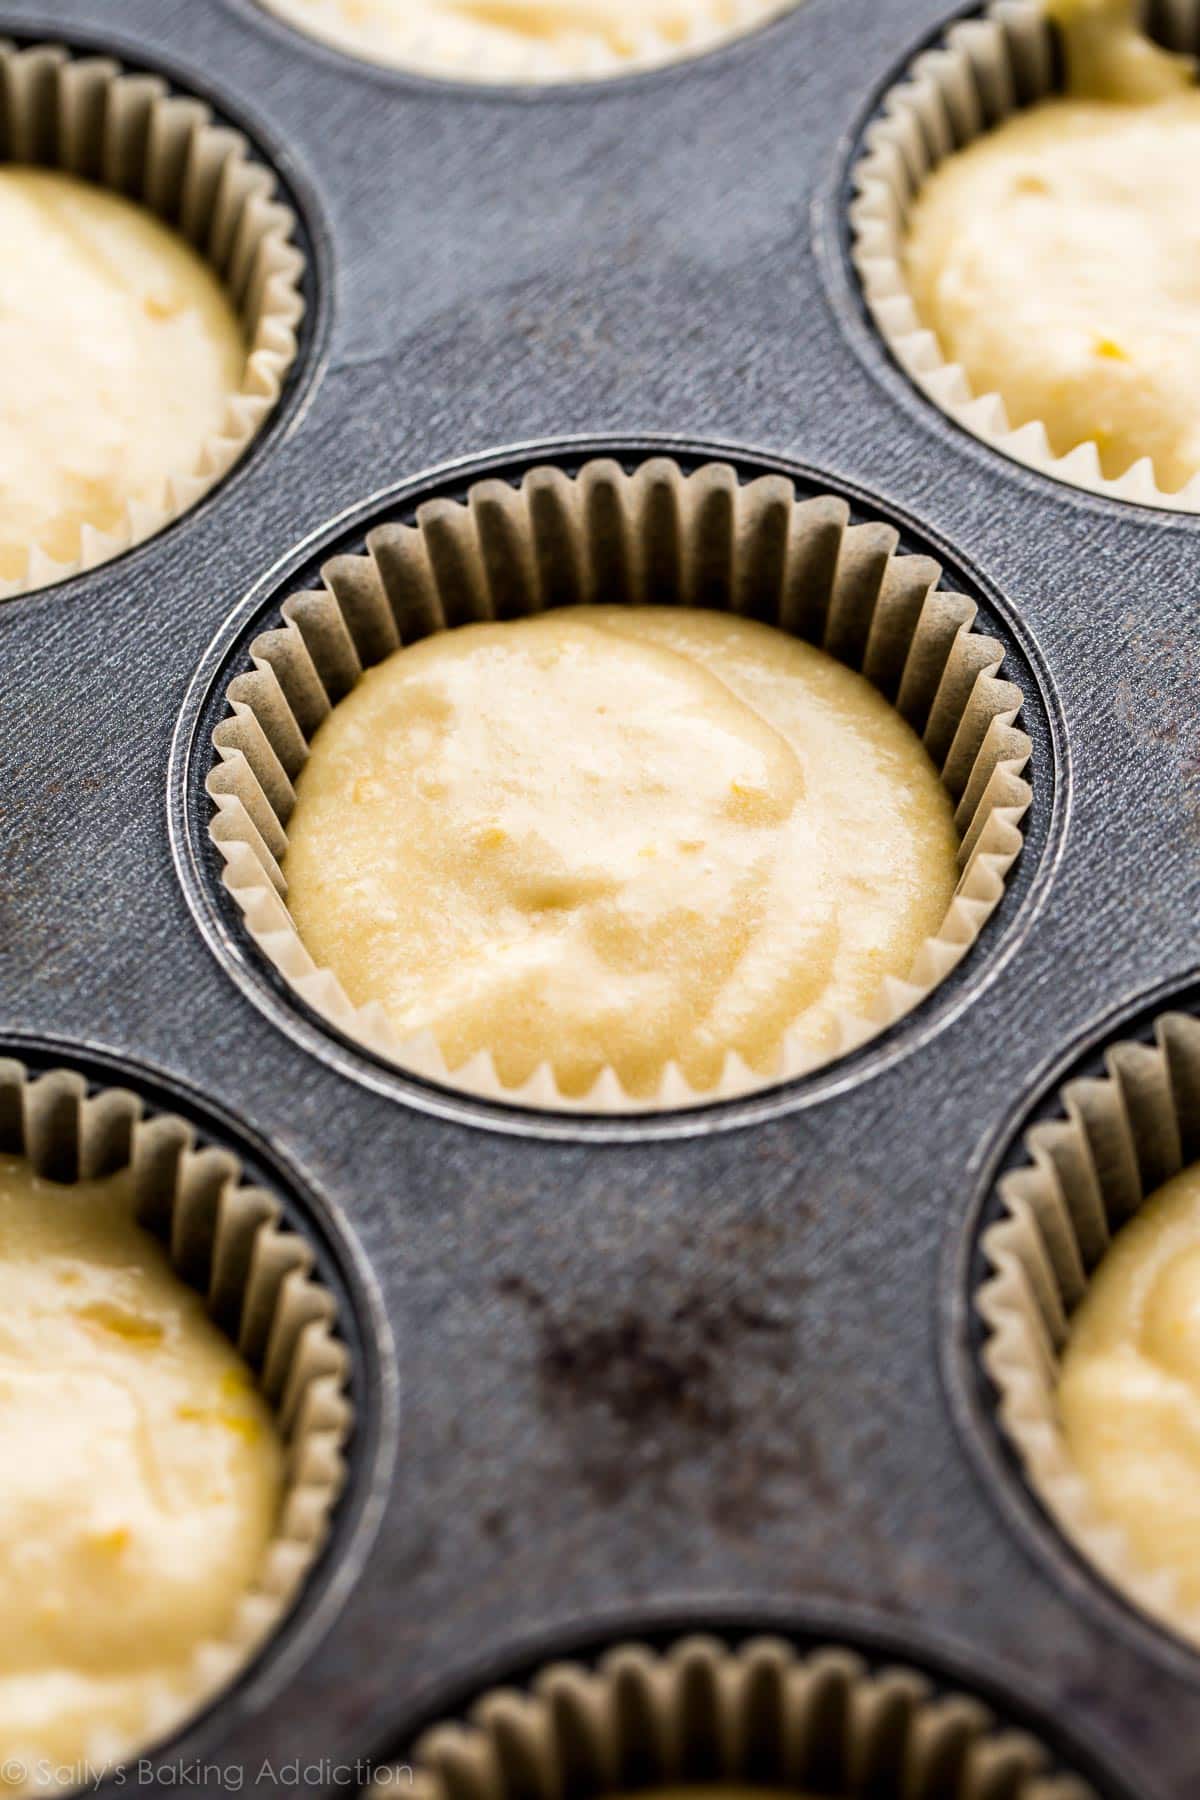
[283, 608, 960, 1100]
[0, 170, 245, 585]
[904, 0, 1200, 491]
[1060, 1162, 1200, 1612]
[257, 0, 797, 83]
[0, 1158, 282, 1781]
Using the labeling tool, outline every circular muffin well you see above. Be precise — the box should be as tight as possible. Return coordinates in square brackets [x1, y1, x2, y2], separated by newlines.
[203, 453, 1034, 1116]
[360, 1625, 1135, 1799]
[967, 991, 1200, 1661]
[0, 36, 308, 599]
[0, 1047, 364, 1781]
[849, 0, 1200, 511]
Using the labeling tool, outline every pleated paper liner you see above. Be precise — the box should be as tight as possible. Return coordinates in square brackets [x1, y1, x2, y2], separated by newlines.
[0, 1055, 353, 1773]
[253, 0, 799, 87]
[364, 1634, 1099, 1799]
[978, 1007, 1200, 1649]
[207, 455, 1032, 1114]
[848, 0, 1200, 511]
[0, 40, 305, 600]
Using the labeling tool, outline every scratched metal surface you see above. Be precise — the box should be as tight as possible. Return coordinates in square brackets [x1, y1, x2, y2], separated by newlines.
[0, 0, 1198, 1794]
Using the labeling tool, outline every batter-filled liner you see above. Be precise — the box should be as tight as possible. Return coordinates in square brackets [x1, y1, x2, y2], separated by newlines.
[253, 0, 801, 88]
[0, 1055, 352, 1773]
[849, 0, 1200, 510]
[0, 39, 305, 599]
[207, 456, 1032, 1113]
[978, 1006, 1200, 1648]
[364, 1632, 1101, 1798]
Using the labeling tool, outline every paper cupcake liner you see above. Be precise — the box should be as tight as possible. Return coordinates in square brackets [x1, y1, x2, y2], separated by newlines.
[254, 0, 798, 87]
[207, 456, 1033, 1114]
[849, 0, 1200, 511]
[0, 1054, 353, 1774]
[977, 1006, 1200, 1647]
[366, 1633, 1098, 1798]
[0, 39, 305, 600]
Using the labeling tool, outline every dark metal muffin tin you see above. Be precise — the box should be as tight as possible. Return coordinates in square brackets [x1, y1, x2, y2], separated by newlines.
[3, 0, 1198, 1792]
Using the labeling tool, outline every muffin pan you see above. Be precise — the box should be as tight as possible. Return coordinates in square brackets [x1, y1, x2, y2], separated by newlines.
[3, 0, 1200, 1793]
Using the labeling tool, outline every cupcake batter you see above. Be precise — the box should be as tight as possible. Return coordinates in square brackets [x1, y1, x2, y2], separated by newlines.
[0, 1158, 282, 1780]
[256, 0, 796, 83]
[1059, 1162, 1200, 1611]
[0, 170, 245, 585]
[283, 607, 960, 1099]
[903, 0, 1200, 490]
